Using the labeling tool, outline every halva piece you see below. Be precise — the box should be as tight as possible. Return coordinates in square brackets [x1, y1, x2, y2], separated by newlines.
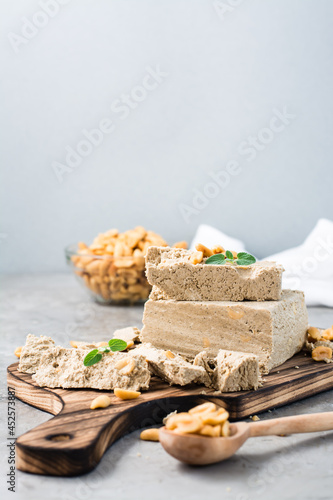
[141, 290, 308, 373]
[145, 246, 284, 301]
[131, 343, 211, 387]
[212, 350, 262, 392]
[19, 335, 150, 391]
[18, 334, 55, 374]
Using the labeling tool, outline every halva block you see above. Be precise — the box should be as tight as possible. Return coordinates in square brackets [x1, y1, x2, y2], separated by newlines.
[145, 246, 284, 301]
[140, 290, 308, 373]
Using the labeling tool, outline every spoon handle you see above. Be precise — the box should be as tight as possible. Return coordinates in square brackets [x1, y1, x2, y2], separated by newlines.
[249, 412, 333, 437]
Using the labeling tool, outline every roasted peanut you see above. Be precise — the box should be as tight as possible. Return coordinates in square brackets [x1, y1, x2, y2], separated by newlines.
[321, 326, 333, 341]
[312, 346, 333, 362]
[114, 388, 141, 400]
[166, 413, 202, 434]
[195, 243, 213, 257]
[14, 346, 22, 358]
[115, 357, 136, 375]
[199, 425, 221, 437]
[202, 337, 210, 348]
[140, 428, 160, 441]
[165, 350, 175, 359]
[173, 241, 188, 249]
[221, 420, 230, 437]
[228, 308, 245, 320]
[211, 245, 225, 254]
[70, 340, 78, 348]
[307, 326, 322, 342]
[189, 402, 216, 415]
[90, 395, 112, 410]
[190, 251, 204, 265]
[200, 408, 229, 425]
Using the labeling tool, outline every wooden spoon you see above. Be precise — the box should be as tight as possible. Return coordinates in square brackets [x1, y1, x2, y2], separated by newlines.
[159, 412, 333, 465]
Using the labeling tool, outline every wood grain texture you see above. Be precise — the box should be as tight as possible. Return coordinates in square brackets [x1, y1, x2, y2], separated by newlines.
[7, 353, 333, 476]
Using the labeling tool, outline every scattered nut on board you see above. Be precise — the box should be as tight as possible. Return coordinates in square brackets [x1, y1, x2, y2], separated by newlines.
[90, 395, 112, 410]
[14, 346, 22, 358]
[251, 415, 260, 421]
[312, 346, 332, 362]
[164, 402, 230, 437]
[114, 388, 141, 400]
[140, 428, 160, 442]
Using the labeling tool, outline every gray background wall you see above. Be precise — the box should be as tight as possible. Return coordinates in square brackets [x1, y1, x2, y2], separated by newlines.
[1, 0, 333, 273]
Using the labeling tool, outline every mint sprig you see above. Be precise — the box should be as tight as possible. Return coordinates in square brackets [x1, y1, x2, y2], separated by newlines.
[83, 338, 128, 367]
[205, 251, 256, 266]
[83, 349, 103, 366]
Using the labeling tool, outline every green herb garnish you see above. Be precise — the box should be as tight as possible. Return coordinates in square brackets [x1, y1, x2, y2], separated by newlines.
[205, 251, 256, 266]
[83, 338, 128, 366]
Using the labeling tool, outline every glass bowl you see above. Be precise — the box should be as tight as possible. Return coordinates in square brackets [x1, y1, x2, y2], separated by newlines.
[65, 244, 152, 305]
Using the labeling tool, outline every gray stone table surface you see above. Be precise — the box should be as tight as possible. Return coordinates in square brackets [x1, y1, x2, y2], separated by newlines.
[1, 274, 333, 500]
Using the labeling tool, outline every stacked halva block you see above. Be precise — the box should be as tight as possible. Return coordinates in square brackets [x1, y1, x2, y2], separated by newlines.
[140, 247, 308, 389]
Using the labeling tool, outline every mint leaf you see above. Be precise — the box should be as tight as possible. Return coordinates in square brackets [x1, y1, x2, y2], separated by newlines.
[235, 252, 256, 266]
[225, 250, 234, 260]
[84, 349, 103, 366]
[108, 338, 128, 352]
[205, 253, 226, 265]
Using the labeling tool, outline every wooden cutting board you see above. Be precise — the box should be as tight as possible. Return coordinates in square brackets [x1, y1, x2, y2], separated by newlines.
[7, 353, 333, 477]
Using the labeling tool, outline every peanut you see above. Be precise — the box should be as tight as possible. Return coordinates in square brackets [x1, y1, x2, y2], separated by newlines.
[312, 346, 333, 362]
[307, 326, 322, 342]
[199, 425, 221, 437]
[114, 388, 141, 400]
[14, 346, 22, 358]
[228, 308, 245, 320]
[190, 250, 204, 265]
[165, 350, 175, 359]
[195, 243, 213, 257]
[90, 395, 112, 410]
[70, 341, 78, 348]
[115, 357, 136, 375]
[140, 428, 160, 441]
[211, 245, 225, 254]
[321, 326, 333, 341]
[166, 414, 202, 434]
[189, 402, 216, 415]
[173, 241, 188, 249]
[221, 420, 230, 437]
[200, 408, 229, 425]
[202, 337, 210, 348]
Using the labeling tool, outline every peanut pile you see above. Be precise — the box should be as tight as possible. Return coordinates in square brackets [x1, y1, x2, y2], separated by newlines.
[190, 244, 237, 265]
[165, 402, 230, 437]
[71, 227, 186, 304]
[306, 325, 333, 362]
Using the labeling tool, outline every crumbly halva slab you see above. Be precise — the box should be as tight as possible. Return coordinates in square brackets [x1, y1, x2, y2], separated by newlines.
[145, 246, 284, 301]
[112, 326, 140, 343]
[141, 290, 308, 373]
[131, 343, 211, 387]
[212, 350, 262, 392]
[19, 335, 150, 391]
[19, 334, 55, 374]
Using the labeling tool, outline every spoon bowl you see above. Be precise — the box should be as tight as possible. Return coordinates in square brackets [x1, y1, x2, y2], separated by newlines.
[159, 412, 333, 465]
[159, 423, 250, 465]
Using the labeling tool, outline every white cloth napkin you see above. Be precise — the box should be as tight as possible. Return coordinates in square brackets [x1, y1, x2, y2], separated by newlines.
[190, 220, 333, 307]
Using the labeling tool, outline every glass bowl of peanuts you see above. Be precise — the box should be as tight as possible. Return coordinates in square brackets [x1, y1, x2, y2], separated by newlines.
[65, 226, 187, 305]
